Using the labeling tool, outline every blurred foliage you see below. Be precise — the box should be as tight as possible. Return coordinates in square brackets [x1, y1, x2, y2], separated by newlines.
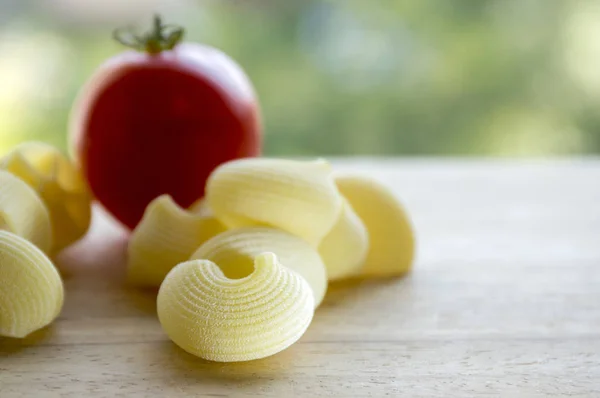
[1, 0, 600, 156]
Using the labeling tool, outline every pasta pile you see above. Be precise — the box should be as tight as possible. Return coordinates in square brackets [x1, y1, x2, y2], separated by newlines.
[129, 158, 415, 362]
[0, 142, 92, 253]
[0, 142, 92, 338]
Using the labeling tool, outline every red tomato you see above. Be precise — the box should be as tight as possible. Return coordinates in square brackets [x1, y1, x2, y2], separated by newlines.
[69, 17, 262, 229]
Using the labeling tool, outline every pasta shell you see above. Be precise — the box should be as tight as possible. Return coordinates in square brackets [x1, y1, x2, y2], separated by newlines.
[206, 158, 342, 246]
[336, 174, 415, 277]
[187, 197, 213, 217]
[127, 195, 226, 287]
[157, 253, 314, 362]
[0, 142, 92, 252]
[318, 199, 369, 280]
[0, 171, 52, 253]
[191, 227, 327, 308]
[0, 231, 64, 338]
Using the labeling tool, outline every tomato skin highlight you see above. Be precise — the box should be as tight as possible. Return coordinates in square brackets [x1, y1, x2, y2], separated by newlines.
[70, 43, 262, 229]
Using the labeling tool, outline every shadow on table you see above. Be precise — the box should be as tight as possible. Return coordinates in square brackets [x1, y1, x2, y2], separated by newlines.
[321, 273, 412, 308]
[0, 327, 56, 355]
[158, 339, 299, 382]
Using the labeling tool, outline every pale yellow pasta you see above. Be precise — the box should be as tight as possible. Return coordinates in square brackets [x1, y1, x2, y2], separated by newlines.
[187, 197, 213, 217]
[191, 227, 327, 307]
[0, 230, 64, 338]
[336, 174, 415, 277]
[0, 171, 52, 253]
[0, 142, 92, 252]
[127, 195, 226, 287]
[206, 158, 342, 246]
[157, 253, 314, 362]
[318, 199, 369, 280]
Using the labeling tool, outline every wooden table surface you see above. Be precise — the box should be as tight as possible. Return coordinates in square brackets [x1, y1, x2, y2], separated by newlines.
[1, 159, 599, 397]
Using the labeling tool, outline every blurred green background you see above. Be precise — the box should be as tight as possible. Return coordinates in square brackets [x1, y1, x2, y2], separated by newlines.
[1, 0, 599, 156]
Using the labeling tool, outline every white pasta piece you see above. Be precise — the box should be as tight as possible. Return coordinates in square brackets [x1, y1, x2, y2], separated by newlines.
[187, 197, 213, 217]
[0, 230, 64, 338]
[190, 227, 327, 308]
[318, 199, 369, 280]
[0, 142, 92, 252]
[206, 158, 342, 246]
[191, 227, 327, 308]
[157, 253, 314, 362]
[127, 195, 226, 287]
[0, 171, 52, 253]
[336, 174, 415, 277]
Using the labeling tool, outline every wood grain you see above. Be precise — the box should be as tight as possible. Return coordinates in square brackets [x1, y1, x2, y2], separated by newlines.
[1, 159, 599, 397]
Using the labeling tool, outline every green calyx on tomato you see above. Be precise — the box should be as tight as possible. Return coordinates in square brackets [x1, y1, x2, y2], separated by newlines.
[113, 15, 184, 55]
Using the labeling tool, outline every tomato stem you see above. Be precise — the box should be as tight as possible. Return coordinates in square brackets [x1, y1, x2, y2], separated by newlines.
[113, 15, 185, 54]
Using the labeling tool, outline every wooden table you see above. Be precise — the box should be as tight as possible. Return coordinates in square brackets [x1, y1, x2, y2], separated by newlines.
[1, 159, 599, 397]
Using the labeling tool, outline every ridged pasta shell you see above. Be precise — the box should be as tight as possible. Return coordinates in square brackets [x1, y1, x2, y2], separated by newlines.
[318, 199, 369, 280]
[191, 227, 327, 308]
[0, 171, 52, 253]
[0, 230, 64, 338]
[157, 253, 314, 362]
[0, 142, 92, 252]
[206, 158, 343, 246]
[336, 174, 415, 277]
[127, 195, 226, 287]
